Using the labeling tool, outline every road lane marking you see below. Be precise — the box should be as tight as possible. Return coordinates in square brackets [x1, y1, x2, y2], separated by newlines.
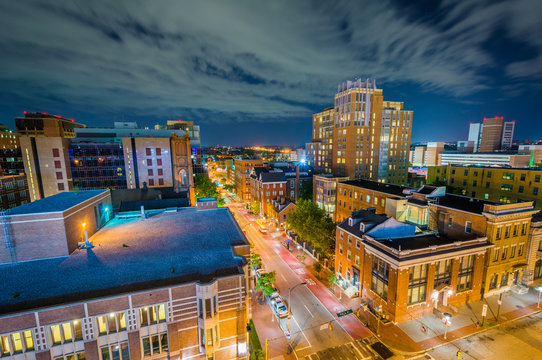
[293, 316, 312, 348]
[304, 304, 314, 318]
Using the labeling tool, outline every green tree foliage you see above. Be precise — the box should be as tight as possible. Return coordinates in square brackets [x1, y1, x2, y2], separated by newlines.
[250, 252, 262, 269]
[299, 180, 313, 201]
[224, 184, 235, 192]
[255, 271, 276, 296]
[250, 200, 260, 215]
[286, 199, 335, 257]
[328, 272, 338, 287]
[313, 261, 322, 278]
[194, 174, 224, 206]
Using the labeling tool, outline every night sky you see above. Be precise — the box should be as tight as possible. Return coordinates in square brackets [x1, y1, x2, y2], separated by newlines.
[1, 0, 541, 146]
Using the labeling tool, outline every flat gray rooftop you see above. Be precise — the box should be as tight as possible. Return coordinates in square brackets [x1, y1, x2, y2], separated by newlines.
[0, 207, 248, 315]
[6, 190, 108, 215]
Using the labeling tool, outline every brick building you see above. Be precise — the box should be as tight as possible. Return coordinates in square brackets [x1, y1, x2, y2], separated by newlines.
[0, 198, 250, 359]
[313, 175, 349, 221]
[335, 209, 492, 323]
[233, 159, 263, 201]
[267, 198, 297, 228]
[0, 174, 29, 211]
[334, 179, 412, 222]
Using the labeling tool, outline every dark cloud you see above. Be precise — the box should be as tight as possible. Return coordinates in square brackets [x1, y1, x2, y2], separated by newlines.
[0, 0, 541, 145]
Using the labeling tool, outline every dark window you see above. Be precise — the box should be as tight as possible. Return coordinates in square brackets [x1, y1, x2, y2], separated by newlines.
[148, 179, 154, 186]
[486, 182, 490, 189]
[452, 169, 456, 175]
[487, 171, 492, 178]
[52, 148, 60, 157]
[146, 159, 152, 166]
[158, 178, 164, 186]
[474, 171, 478, 176]
[535, 188, 539, 195]
[54, 160, 62, 168]
[535, 175, 541, 183]
[157, 159, 162, 166]
[462, 180, 467, 186]
[156, 148, 161, 156]
[464, 170, 468, 176]
[520, 174, 526, 181]
[58, 183, 65, 191]
[157, 169, 163, 176]
[146, 148, 152, 156]
[473, 180, 477, 186]
[148, 169, 153, 176]
[56, 172, 63, 180]
[519, 185, 524, 193]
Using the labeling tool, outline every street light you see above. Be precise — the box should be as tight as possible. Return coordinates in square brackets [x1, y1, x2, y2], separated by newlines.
[287, 282, 307, 335]
[443, 314, 452, 340]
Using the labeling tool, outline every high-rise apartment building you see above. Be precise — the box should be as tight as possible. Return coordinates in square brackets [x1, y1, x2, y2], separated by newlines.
[479, 117, 504, 152]
[310, 79, 412, 185]
[501, 121, 515, 149]
[233, 158, 264, 201]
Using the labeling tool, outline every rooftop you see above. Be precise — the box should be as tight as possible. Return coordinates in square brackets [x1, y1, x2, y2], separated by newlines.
[337, 209, 388, 238]
[6, 190, 108, 216]
[431, 194, 501, 214]
[0, 207, 248, 315]
[340, 179, 412, 197]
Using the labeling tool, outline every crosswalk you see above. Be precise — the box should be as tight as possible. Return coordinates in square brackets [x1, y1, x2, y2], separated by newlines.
[302, 340, 376, 360]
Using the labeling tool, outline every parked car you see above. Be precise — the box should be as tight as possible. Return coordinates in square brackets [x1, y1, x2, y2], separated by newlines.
[272, 298, 289, 318]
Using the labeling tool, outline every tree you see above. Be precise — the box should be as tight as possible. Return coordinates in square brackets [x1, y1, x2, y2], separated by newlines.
[299, 180, 313, 201]
[219, 177, 227, 185]
[224, 184, 235, 192]
[250, 200, 260, 215]
[194, 174, 225, 206]
[250, 252, 262, 270]
[255, 271, 276, 297]
[313, 261, 322, 279]
[328, 273, 338, 289]
[286, 199, 335, 257]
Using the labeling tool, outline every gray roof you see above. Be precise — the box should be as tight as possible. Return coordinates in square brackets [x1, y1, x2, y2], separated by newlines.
[6, 190, 108, 215]
[0, 207, 248, 315]
[337, 209, 388, 238]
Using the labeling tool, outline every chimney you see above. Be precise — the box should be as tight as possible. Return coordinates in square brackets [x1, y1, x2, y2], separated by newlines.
[265, 162, 271, 170]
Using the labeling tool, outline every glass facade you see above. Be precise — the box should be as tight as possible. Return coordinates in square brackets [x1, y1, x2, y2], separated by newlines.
[70, 143, 127, 190]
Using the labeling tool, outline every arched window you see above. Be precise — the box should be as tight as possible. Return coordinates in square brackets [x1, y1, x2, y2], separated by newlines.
[535, 260, 542, 280]
[179, 169, 187, 186]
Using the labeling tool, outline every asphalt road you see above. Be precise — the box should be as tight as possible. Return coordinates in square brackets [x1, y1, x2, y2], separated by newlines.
[228, 201, 356, 358]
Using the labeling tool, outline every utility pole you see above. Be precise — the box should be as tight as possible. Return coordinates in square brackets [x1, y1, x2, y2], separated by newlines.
[265, 338, 268, 360]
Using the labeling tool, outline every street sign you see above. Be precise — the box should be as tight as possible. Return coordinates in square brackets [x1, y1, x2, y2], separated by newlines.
[337, 309, 353, 317]
[482, 304, 488, 317]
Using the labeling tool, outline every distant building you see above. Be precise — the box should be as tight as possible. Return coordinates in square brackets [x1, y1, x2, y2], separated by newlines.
[439, 152, 530, 167]
[0, 193, 250, 360]
[426, 165, 542, 209]
[15, 111, 86, 138]
[233, 158, 264, 201]
[267, 198, 297, 228]
[155, 120, 204, 175]
[310, 79, 412, 184]
[20, 122, 194, 203]
[468, 122, 483, 152]
[518, 144, 542, 165]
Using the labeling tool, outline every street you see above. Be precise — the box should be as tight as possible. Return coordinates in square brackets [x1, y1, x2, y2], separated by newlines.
[227, 199, 360, 358]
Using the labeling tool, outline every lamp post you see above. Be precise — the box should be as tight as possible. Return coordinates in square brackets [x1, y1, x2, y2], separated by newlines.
[537, 287, 542, 308]
[287, 282, 307, 335]
[338, 279, 344, 300]
[443, 315, 451, 340]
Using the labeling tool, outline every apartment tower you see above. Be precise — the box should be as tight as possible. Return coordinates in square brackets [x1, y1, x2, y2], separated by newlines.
[310, 79, 412, 185]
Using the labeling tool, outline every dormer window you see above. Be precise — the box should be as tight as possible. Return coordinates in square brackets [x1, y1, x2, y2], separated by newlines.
[348, 218, 354, 226]
[360, 223, 365, 232]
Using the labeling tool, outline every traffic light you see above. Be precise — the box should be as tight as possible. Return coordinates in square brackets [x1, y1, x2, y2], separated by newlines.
[456, 350, 461, 359]
[328, 321, 333, 331]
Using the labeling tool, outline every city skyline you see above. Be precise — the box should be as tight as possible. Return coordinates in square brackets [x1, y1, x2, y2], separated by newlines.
[1, 0, 541, 146]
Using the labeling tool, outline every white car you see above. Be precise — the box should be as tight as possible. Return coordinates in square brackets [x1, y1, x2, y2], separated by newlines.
[272, 298, 289, 318]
